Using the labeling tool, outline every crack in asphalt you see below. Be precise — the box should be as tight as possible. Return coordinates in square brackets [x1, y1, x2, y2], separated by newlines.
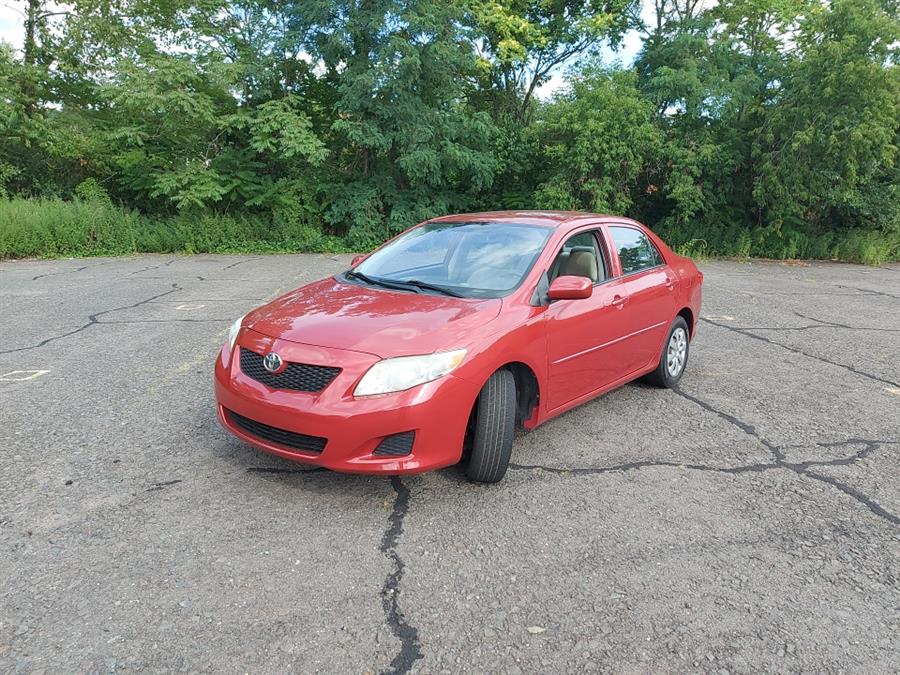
[734, 323, 900, 333]
[222, 257, 261, 270]
[380, 476, 423, 675]
[832, 284, 900, 300]
[512, 387, 900, 527]
[241, 467, 423, 670]
[31, 265, 90, 281]
[664, 393, 900, 527]
[700, 318, 900, 389]
[782, 438, 885, 470]
[509, 438, 899, 525]
[734, 290, 892, 298]
[187, 277, 260, 282]
[802, 470, 900, 525]
[126, 259, 177, 276]
[673, 388, 784, 461]
[242, 467, 424, 671]
[0, 284, 182, 355]
[29, 259, 119, 281]
[719, 311, 900, 333]
[510, 458, 776, 476]
[146, 479, 183, 492]
[792, 311, 900, 332]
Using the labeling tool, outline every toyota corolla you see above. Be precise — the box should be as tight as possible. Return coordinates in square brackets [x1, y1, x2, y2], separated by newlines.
[214, 211, 703, 482]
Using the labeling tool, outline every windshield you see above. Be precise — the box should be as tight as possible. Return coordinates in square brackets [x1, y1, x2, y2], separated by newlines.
[348, 221, 552, 299]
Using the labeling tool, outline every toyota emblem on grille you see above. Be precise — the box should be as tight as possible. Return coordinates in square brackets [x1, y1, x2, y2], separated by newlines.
[263, 352, 283, 373]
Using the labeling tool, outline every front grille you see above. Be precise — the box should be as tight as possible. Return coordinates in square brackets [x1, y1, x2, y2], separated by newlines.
[227, 409, 327, 454]
[240, 348, 340, 392]
[373, 431, 415, 457]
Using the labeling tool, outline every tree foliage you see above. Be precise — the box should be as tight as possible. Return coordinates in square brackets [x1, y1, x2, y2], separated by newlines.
[0, 0, 898, 261]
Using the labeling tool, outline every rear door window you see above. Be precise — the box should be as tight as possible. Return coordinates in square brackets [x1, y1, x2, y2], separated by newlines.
[608, 227, 663, 275]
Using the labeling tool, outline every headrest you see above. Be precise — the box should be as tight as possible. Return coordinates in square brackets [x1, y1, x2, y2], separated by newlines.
[560, 250, 598, 282]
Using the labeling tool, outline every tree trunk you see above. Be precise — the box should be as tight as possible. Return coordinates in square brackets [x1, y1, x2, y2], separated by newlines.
[23, 0, 41, 66]
[21, 0, 44, 116]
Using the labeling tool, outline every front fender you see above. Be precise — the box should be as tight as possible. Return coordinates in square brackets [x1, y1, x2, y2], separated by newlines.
[452, 304, 550, 427]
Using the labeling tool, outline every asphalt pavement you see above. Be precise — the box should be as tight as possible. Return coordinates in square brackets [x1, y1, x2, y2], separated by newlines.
[1, 254, 898, 673]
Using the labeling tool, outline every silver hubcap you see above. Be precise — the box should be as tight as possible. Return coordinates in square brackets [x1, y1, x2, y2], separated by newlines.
[666, 327, 687, 377]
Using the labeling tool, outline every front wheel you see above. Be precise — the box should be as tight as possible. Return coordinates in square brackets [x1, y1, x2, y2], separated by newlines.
[645, 316, 690, 388]
[466, 369, 516, 483]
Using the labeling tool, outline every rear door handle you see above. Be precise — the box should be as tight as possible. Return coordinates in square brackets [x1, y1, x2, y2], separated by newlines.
[665, 276, 676, 291]
[611, 295, 626, 309]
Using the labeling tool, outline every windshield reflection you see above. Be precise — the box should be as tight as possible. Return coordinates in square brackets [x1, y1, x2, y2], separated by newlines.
[350, 221, 552, 299]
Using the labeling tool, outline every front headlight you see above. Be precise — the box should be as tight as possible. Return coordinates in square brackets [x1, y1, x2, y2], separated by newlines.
[354, 349, 467, 396]
[226, 315, 245, 351]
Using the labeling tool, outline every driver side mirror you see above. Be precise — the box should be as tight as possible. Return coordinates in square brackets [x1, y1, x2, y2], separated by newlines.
[350, 254, 366, 267]
[547, 275, 593, 300]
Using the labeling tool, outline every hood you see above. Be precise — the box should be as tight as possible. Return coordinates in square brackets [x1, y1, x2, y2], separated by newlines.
[245, 276, 502, 358]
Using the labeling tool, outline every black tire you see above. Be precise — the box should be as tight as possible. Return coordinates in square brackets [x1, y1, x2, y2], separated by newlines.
[644, 316, 690, 388]
[466, 369, 517, 483]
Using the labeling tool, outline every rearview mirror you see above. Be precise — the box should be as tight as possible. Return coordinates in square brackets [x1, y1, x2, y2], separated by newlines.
[350, 254, 366, 267]
[547, 275, 593, 300]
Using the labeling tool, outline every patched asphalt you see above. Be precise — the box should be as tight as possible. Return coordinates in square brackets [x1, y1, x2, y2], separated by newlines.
[1, 255, 898, 673]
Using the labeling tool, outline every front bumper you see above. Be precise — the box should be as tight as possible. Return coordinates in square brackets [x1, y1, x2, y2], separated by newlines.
[214, 329, 481, 474]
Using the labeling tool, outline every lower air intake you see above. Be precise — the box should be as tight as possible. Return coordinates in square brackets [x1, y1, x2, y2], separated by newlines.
[373, 431, 415, 457]
[227, 409, 327, 454]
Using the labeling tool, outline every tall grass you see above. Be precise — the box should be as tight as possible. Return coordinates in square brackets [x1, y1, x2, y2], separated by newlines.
[0, 198, 141, 258]
[660, 221, 900, 265]
[1, 197, 898, 263]
[0, 198, 351, 258]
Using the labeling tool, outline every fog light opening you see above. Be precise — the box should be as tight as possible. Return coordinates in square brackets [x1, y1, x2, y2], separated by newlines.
[373, 431, 416, 457]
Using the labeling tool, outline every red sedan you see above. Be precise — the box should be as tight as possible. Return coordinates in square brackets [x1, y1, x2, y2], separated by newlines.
[215, 211, 703, 482]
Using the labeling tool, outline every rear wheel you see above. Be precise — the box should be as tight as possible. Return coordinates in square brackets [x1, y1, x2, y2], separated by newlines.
[645, 316, 690, 388]
[466, 369, 516, 484]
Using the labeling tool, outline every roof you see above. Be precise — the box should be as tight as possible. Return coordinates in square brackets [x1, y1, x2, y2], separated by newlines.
[429, 210, 629, 229]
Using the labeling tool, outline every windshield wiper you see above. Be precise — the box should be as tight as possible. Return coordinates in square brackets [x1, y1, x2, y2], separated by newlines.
[347, 270, 464, 297]
[397, 279, 465, 298]
[346, 270, 421, 293]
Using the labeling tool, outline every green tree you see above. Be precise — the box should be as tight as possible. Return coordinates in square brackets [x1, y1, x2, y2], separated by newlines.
[468, 0, 638, 121]
[294, 0, 498, 245]
[100, 53, 326, 212]
[754, 0, 900, 237]
[631, 0, 743, 231]
[0, 43, 34, 196]
[534, 67, 662, 215]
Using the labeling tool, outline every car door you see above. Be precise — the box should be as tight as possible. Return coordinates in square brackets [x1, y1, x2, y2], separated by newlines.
[602, 224, 677, 373]
[544, 228, 637, 410]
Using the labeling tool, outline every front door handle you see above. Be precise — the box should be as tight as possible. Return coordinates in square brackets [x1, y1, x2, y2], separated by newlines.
[611, 295, 626, 309]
